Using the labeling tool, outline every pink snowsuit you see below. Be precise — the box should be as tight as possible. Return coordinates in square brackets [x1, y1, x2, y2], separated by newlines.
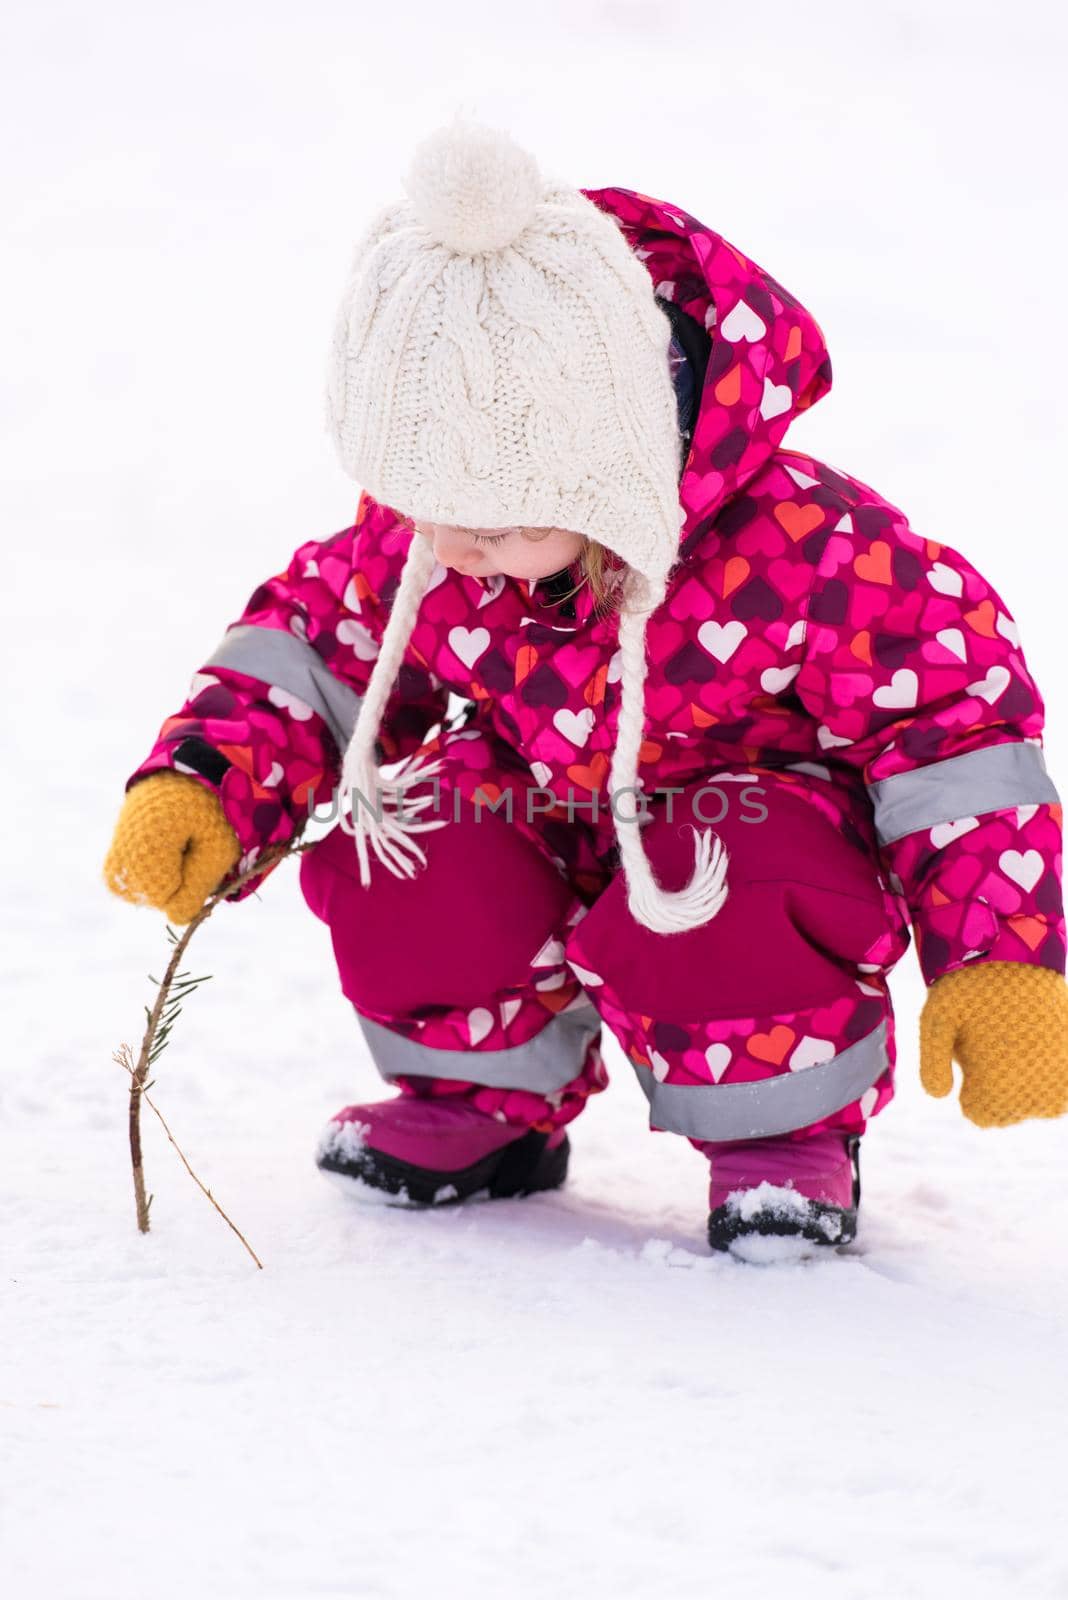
[128, 187, 1065, 1149]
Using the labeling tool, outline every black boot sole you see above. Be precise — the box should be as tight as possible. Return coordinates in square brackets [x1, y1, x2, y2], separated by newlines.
[707, 1135, 862, 1253]
[317, 1128, 570, 1207]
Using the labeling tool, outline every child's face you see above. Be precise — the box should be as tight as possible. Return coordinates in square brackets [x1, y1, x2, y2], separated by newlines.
[413, 520, 585, 582]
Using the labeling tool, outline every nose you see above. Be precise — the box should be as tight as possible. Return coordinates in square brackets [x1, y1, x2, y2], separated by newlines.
[432, 528, 483, 574]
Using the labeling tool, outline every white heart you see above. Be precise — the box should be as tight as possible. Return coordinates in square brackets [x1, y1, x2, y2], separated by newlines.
[786, 760, 833, 782]
[835, 512, 855, 534]
[996, 612, 1020, 646]
[650, 1050, 671, 1083]
[262, 761, 284, 789]
[929, 817, 978, 848]
[448, 626, 490, 669]
[567, 959, 603, 988]
[721, 299, 766, 342]
[928, 562, 963, 597]
[337, 618, 380, 660]
[531, 937, 565, 968]
[761, 664, 801, 694]
[817, 723, 854, 750]
[698, 619, 747, 663]
[477, 574, 506, 608]
[784, 464, 820, 489]
[467, 1007, 494, 1046]
[935, 628, 967, 662]
[267, 685, 314, 721]
[499, 998, 522, 1029]
[607, 649, 623, 683]
[342, 577, 363, 613]
[789, 1036, 836, 1072]
[760, 378, 793, 421]
[859, 1087, 879, 1119]
[873, 669, 918, 709]
[999, 849, 1044, 892]
[1017, 804, 1039, 826]
[785, 618, 807, 650]
[704, 1043, 732, 1082]
[530, 761, 554, 787]
[424, 562, 449, 594]
[966, 666, 1010, 705]
[553, 707, 595, 747]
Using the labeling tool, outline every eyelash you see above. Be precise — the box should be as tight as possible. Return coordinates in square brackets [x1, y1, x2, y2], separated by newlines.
[410, 521, 516, 548]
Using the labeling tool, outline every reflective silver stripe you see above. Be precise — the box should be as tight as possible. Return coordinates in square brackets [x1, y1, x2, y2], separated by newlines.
[357, 1002, 602, 1094]
[868, 743, 1059, 846]
[632, 1021, 889, 1141]
[203, 623, 364, 754]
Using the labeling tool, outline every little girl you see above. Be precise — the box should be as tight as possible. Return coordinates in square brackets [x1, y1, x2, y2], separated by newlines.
[104, 117, 1068, 1254]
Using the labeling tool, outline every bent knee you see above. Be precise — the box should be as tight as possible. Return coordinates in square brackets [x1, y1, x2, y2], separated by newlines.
[300, 806, 574, 1012]
[569, 781, 892, 1021]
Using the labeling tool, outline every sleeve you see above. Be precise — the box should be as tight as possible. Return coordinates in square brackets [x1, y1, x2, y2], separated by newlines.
[126, 494, 449, 901]
[795, 516, 1065, 984]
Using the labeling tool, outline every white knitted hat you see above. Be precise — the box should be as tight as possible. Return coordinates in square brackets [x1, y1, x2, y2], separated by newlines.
[326, 116, 727, 934]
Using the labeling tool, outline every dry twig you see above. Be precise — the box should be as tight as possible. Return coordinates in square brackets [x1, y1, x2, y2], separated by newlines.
[118, 834, 314, 1263]
[113, 1042, 264, 1269]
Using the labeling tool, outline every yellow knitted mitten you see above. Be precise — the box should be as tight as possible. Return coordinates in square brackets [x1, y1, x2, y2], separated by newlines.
[103, 771, 241, 925]
[919, 962, 1068, 1127]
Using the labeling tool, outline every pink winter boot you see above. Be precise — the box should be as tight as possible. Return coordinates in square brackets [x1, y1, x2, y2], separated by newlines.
[316, 1097, 570, 1206]
[704, 1132, 861, 1254]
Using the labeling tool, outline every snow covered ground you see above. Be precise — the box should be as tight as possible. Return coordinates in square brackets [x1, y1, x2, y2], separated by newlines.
[4, 2, 1067, 1595]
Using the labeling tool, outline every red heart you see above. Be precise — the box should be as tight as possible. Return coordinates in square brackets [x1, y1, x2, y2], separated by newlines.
[964, 599, 998, 637]
[712, 556, 750, 598]
[748, 1024, 796, 1065]
[515, 643, 538, 684]
[1006, 915, 1048, 951]
[567, 752, 610, 791]
[584, 664, 608, 708]
[775, 503, 824, 542]
[854, 541, 893, 585]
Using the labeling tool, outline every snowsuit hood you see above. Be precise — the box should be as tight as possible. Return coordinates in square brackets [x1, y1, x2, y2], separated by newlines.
[580, 185, 833, 568]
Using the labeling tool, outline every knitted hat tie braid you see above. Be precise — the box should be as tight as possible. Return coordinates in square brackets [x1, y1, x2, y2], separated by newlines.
[608, 571, 729, 933]
[338, 534, 448, 883]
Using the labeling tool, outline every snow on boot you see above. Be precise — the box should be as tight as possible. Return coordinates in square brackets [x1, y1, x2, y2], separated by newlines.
[315, 1097, 570, 1206]
[705, 1132, 861, 1258]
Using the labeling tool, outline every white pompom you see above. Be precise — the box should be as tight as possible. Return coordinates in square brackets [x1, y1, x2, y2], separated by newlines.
[402, 116, 543, 254]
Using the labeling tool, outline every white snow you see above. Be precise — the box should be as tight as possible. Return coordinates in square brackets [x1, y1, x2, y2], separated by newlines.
[4, 2, 1068, 1596]
[724, 1180, 845, 1243]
